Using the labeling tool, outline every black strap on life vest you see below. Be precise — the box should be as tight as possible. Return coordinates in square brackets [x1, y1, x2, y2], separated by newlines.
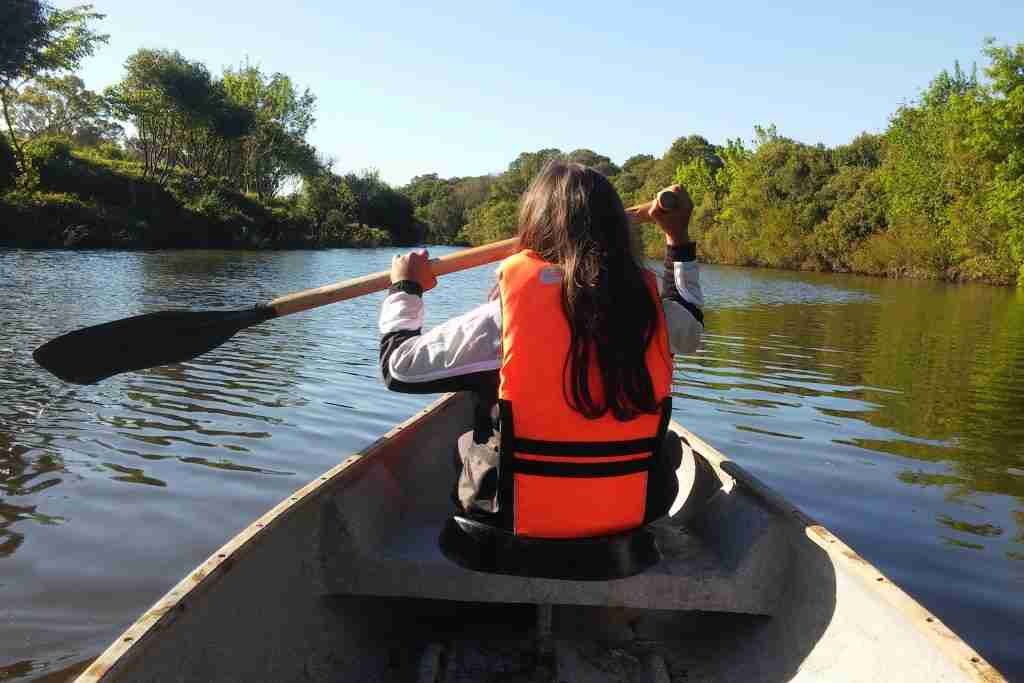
[495, 398, 673, 530]
[514, 437, 660, 456]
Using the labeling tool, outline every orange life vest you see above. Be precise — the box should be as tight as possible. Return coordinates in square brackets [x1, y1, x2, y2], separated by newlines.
[496, 249, 673, 538]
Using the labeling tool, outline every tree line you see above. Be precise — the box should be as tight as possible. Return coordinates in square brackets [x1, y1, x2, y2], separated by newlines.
[1, 1, 417, 248]
[405, 42, 1024, 286]
[3, 2, 1022, 284]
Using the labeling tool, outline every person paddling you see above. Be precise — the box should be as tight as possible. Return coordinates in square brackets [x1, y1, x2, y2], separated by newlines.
[379, 161, 703, 538]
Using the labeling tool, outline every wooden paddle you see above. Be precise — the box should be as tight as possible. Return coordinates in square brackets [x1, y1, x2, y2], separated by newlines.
[34, 190, 678, 385]
[32, 240, 517, 385]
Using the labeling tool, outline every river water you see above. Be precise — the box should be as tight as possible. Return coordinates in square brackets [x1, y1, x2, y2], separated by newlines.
[1, 248, 1022, 681]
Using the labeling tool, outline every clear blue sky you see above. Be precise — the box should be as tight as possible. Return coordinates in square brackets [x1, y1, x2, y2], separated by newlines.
[60, 0, 1024, 186]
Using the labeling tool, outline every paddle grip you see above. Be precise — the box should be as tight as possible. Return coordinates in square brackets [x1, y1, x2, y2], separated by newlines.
[657, 189, 679, 210]
[268, 238, 520, 317]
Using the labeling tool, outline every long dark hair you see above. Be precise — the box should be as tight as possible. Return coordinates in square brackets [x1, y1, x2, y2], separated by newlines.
[517, 161, 659, 421]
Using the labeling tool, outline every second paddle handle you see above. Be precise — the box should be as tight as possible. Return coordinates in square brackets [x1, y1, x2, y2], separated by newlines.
[268, 238, 520, 317]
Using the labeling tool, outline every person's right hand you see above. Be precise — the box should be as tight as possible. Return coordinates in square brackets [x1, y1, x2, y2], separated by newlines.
[390, 249, 438, 292]
[648, 185, 694, 246]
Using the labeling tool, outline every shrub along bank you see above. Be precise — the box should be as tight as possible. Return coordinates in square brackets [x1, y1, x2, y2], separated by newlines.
[0, 137, 407, 249]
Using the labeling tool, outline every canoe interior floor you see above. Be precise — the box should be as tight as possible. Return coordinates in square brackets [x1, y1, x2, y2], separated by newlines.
[329, 596, 766, 683]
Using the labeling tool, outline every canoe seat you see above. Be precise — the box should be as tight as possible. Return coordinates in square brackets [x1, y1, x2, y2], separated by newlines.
[316, 417, 789, 616]
[438, 515, 661, 580]
[317, 493, 786, 615]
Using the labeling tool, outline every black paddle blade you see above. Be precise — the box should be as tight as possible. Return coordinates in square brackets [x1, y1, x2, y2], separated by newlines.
[33, 307, 276, 385]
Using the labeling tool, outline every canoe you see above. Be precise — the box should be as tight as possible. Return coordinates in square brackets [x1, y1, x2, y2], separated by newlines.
[76, 393, 1004, 682]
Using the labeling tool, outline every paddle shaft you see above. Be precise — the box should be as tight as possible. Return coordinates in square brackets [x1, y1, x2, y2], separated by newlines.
[32, 190, 682, 385]
[268, 238, 520, 317]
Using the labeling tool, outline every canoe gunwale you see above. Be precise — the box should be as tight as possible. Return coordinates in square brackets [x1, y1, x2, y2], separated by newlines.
[674, 425, 1004, 683]
[75, 393, 1005, 682]
[75, 394, 463, 683]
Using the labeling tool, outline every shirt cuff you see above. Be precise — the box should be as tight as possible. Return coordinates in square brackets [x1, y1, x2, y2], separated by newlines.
[666, 242, 697, 262]
[389, 280, 423, 296]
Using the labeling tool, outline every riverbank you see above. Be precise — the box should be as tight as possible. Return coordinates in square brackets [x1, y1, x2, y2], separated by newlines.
[634, 226, 1019, 287]
[0, 139, 399, 250]
[2, 139, 1018, 287]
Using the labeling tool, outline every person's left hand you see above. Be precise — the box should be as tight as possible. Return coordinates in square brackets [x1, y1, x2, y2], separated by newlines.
[647, 185, 694, 246]
[390, 249, 437, 292]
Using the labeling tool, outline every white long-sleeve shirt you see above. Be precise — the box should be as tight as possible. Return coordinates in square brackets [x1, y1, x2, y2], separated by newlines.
[378, 245, 703, 394]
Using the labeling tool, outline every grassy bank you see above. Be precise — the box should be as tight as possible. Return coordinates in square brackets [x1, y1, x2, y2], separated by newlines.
[0, 138, 392, 250]
[635, 218, 1018, 286]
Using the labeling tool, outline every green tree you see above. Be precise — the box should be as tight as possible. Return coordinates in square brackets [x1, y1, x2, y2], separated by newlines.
[0, 1, 49, 85]
[566, 148, 620, 177]
[662, 139, 749, 258]
[342, 169, 383, 228]
[368, 186, 418, 244]
[977, 40, 1024, 283]
[0, 134, 16, 192]
[674, 157, 716, 207]
[451, 175, 493, 212]
[613, 153, 656, 205]
[493, 148, 563, 199]
[833, 132, 884, 169]
[815, 166, 888, 270]
[11, 74, 121, 146]
[403, 173, 464, 243]
[921, 60, 978, 109]
[638, 135, 720, 202]
[221, 63, 318, 199]
[0, 2, 107, 172]
[455, 149, 563, 245]
[106, 49, 254, 183]
[879, 49, 1017, 281]
[880, 96, 953, 232]
[400, 173, 496, 244]
[341, 169, 419, 244]
[403, 173, 445, 207]
[713, 132, 835, 267]
[300, 169, 357, 242]
[460, 198, 519, 245]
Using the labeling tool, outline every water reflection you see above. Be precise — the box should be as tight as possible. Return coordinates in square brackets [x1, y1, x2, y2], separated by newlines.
[671, 269, 1024, 675]
[0, 501, 63, 558]
[690, 270, 1024, 508]
[103, 463, 167, 487]
[2, 249, 1024, 678]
